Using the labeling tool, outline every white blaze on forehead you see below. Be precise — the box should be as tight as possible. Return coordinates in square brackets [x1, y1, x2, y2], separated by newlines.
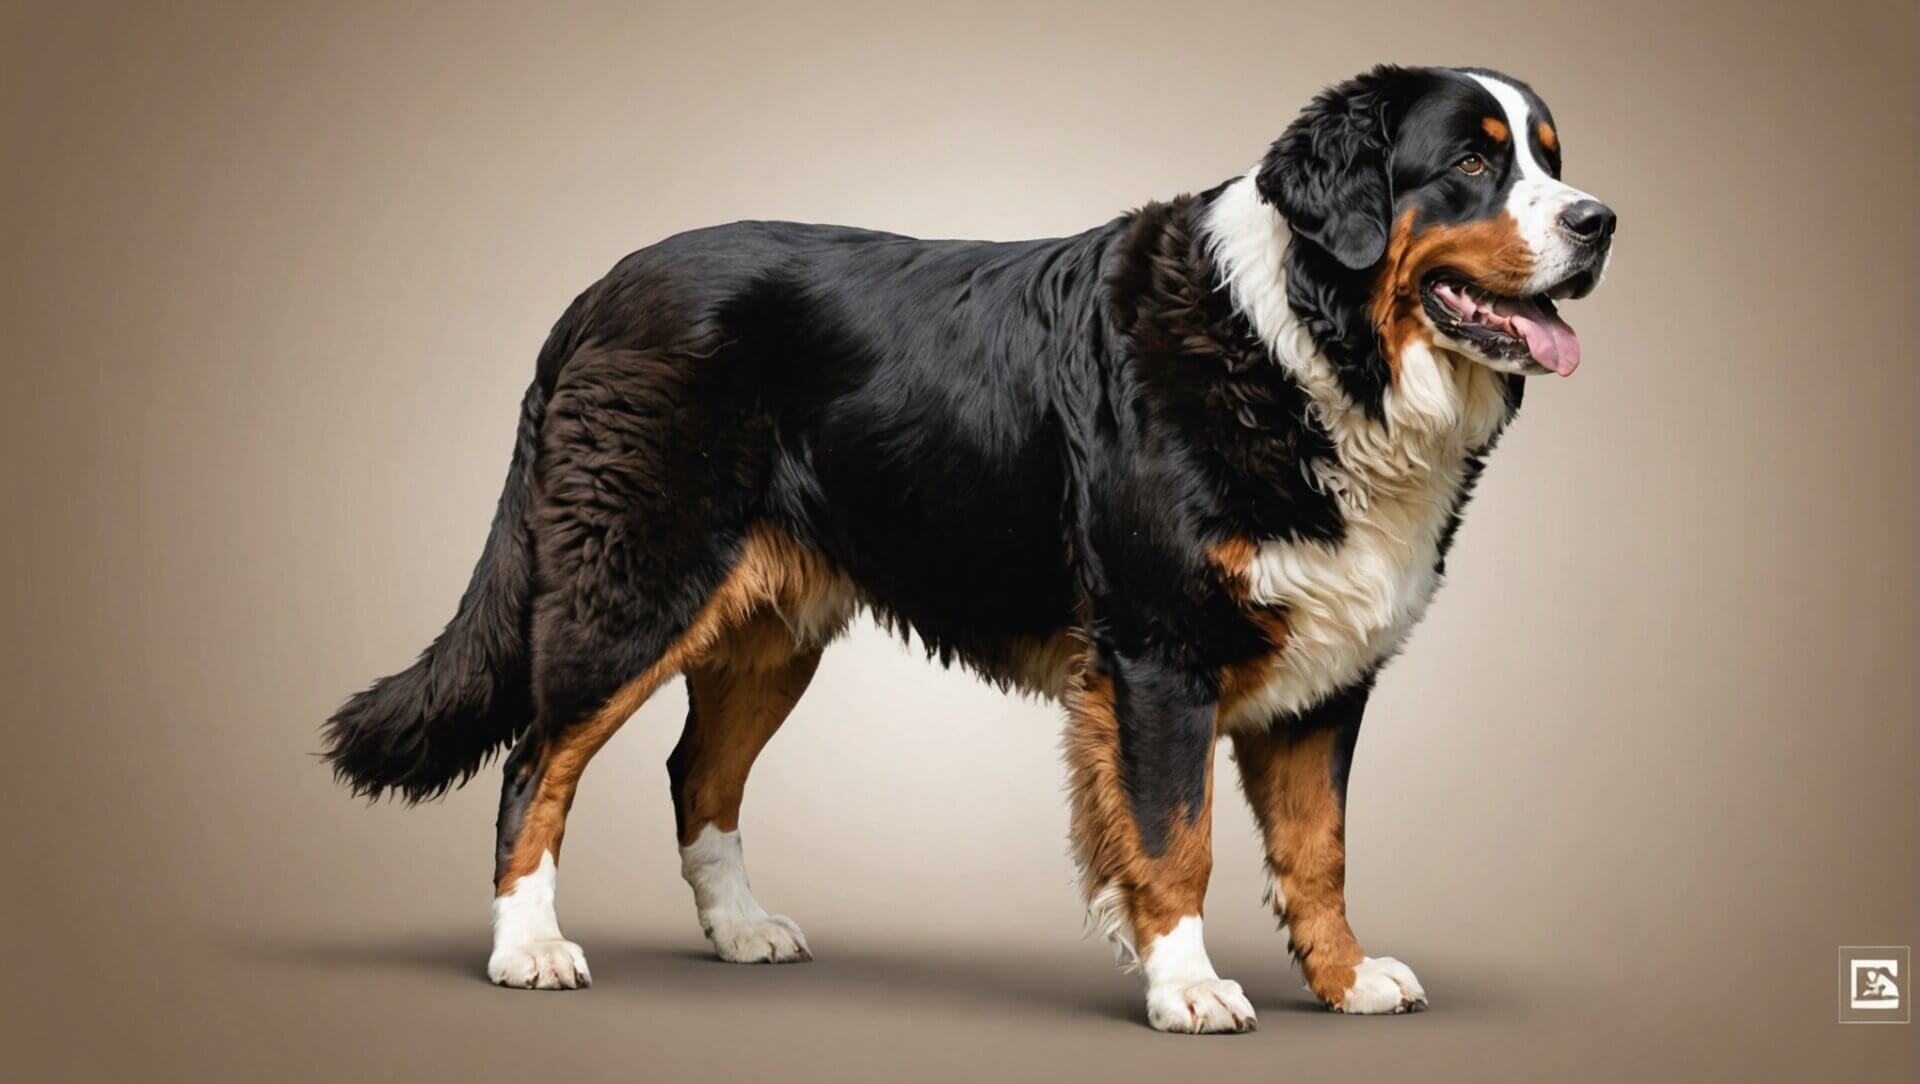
[1470, 73, 1553, 179]
[1468, 72, 1597, 293]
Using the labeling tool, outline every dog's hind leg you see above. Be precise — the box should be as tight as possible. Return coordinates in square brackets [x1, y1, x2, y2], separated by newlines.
[667, 611, 824, 963]
[486, 344, 797, 989]
[488, 527, 822, 988]
[488, 578, 734, 989]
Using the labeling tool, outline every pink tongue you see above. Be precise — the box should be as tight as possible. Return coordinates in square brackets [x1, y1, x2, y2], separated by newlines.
[1494, 297, 1582, 376]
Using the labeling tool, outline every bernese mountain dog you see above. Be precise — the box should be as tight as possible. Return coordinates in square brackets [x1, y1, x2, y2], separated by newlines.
[325, 64, 1616, 1033]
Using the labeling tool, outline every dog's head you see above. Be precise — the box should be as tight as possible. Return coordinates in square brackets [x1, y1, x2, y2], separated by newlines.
[1258, 65, 1614, 378]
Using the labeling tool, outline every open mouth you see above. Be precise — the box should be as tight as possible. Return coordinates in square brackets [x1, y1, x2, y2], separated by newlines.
[1420, 271, 1588, 376]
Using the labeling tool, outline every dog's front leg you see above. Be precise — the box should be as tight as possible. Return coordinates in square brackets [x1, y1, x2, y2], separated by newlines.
[1066, 647, 1252, 1034]
[1231, 682, 1427, 1014]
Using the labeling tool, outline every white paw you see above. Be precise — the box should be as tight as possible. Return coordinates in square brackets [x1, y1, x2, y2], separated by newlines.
[706, 914, 812, 964]
[1146, 978, 1258, 1034]
[489, 939, 592, 989]
[1335, 956, 1427, 1014]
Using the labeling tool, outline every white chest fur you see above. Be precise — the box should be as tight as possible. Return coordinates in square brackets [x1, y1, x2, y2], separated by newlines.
[1227, 428, 1476, 726]
[1204, 174, 1511, 729]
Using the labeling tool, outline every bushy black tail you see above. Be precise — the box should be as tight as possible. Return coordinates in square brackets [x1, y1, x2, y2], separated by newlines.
[322, 375, 549, 802]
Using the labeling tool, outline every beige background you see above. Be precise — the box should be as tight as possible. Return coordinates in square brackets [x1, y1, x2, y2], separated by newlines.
[3, 1, 1915, 1080]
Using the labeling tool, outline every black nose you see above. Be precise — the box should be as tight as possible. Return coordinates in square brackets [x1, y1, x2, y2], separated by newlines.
[1557, 200, 1616, 243]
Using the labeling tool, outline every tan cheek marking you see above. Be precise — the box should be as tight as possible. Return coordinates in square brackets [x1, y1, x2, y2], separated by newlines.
[1481, 116, 1508, 141]
[1537, 122, 1557, 152]
[1369, 208, 1536, 374]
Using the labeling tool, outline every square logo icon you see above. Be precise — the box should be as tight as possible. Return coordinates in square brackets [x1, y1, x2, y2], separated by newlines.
[1839, 946, 1911, 1024]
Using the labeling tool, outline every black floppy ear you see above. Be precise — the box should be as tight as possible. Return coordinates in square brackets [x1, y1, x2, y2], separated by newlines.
[1257, 66, 1411, 271]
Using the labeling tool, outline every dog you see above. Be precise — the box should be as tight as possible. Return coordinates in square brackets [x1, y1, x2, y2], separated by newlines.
[324, 64, 1615, 1033]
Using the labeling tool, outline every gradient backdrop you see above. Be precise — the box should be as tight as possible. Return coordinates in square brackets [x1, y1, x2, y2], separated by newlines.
[3, 1, 1915, 1080]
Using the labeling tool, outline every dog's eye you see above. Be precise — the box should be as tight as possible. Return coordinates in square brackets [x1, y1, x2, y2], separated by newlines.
[1456, 155, 1486, 176]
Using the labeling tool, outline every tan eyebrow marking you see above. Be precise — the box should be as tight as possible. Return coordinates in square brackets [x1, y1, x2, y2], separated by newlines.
[1481, 116, 1508, 141]
[1537, 121, 1557, 152]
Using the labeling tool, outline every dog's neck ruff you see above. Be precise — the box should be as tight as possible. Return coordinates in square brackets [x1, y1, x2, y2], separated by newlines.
[1200, 172, 1510, 514]
[1201, 173, 1513, 725]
